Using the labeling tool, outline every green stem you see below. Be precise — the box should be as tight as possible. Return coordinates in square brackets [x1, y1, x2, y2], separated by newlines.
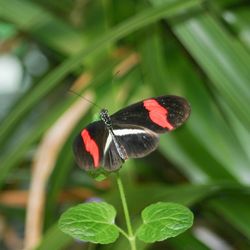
[116, 172, 137, 250]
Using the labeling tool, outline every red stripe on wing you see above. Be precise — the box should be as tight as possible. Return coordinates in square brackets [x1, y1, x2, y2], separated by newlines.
[81, 129, 100, 168]
[143, 99, 174, 130]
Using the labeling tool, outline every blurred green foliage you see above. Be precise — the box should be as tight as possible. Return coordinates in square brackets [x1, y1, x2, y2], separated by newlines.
[0, 0, 249, 249]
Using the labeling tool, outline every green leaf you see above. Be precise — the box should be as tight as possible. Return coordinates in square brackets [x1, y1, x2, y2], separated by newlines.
[173, 14, 250, 128]
[58, 202, 119, 244]
[0, 0, 84, 54]
[137, 202, 193, 243]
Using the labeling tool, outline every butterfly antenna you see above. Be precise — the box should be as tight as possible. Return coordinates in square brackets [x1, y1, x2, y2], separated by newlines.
[68, 89, 102, 109]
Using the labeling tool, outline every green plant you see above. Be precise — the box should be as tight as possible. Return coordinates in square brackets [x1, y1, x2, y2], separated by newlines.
[59, 171, 193, 249]
[1, 0, 250, 249]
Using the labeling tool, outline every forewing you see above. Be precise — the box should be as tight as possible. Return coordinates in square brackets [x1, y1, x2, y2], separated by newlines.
[73, 120, 123, 172]
[111, 95, 191, 133]
[73, 121, 108, 171]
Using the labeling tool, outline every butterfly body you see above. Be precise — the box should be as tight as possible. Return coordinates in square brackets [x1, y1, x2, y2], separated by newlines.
[100, 109, 128, 161]
[73, 95, 190, 173]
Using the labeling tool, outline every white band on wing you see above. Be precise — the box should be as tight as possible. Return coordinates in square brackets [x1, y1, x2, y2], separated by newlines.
[104, 128, 147, 155]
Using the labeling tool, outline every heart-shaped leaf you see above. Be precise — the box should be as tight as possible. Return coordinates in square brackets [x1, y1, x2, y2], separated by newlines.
[58, 202, 119, 244]
[137, 202, 193, 243]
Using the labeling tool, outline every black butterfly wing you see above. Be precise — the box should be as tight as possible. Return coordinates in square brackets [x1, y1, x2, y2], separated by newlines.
[110, 124, 160, 158]
[73, 120, 123, 172]
[73, 121, 105, 171]
[110, 95, 191, 134]
[108, 95, 190, 159]
[103, 140, 124, 171]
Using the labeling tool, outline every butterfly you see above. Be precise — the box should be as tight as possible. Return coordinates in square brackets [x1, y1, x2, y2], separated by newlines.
[73, 95, 190, 173]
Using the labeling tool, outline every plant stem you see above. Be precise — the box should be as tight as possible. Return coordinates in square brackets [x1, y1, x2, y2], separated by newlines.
[116, 172, 137, 250]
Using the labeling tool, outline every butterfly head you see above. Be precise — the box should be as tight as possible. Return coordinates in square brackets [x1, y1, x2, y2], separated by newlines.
[100, 109, 112, 127]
